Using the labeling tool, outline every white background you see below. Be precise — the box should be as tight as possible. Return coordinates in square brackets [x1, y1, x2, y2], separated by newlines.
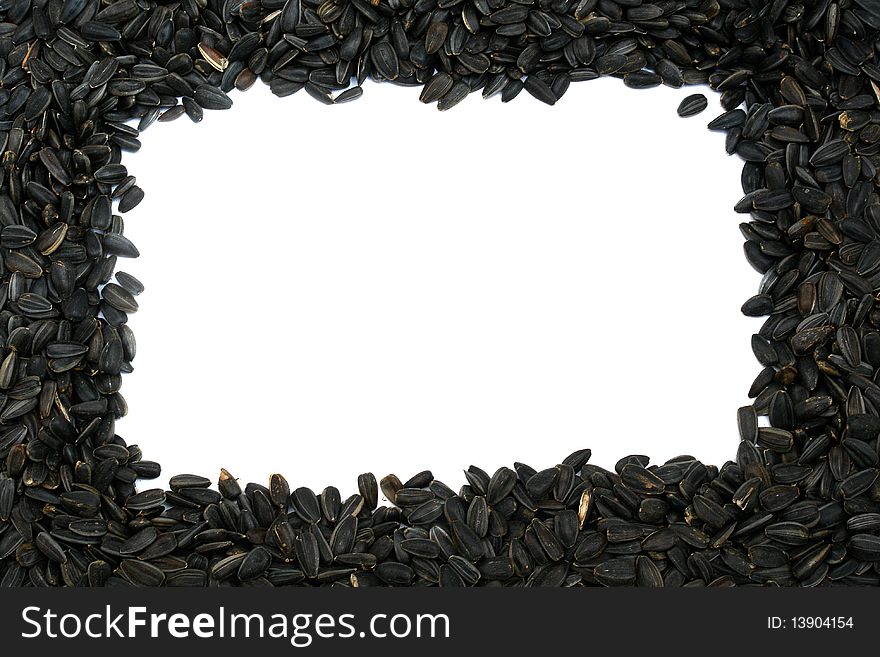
[118, 77, 757, 494]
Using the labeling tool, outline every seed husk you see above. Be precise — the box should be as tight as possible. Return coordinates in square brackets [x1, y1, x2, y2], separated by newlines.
[198, 44, 228, 72]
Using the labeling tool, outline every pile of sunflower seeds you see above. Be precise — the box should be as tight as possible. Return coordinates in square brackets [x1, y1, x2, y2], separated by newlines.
[1, 0, 880, 587]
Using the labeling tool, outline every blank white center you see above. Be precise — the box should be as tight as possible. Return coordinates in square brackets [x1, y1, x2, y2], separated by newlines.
[121, 78, 755, 491]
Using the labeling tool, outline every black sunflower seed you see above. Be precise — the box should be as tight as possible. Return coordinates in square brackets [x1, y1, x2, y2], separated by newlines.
[371, 42, 399, 80]
[193, 85, 233, 110]
[677, 94, 708, 117]
[420, 73, 453, 104]
[524, 76, 557, 105]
